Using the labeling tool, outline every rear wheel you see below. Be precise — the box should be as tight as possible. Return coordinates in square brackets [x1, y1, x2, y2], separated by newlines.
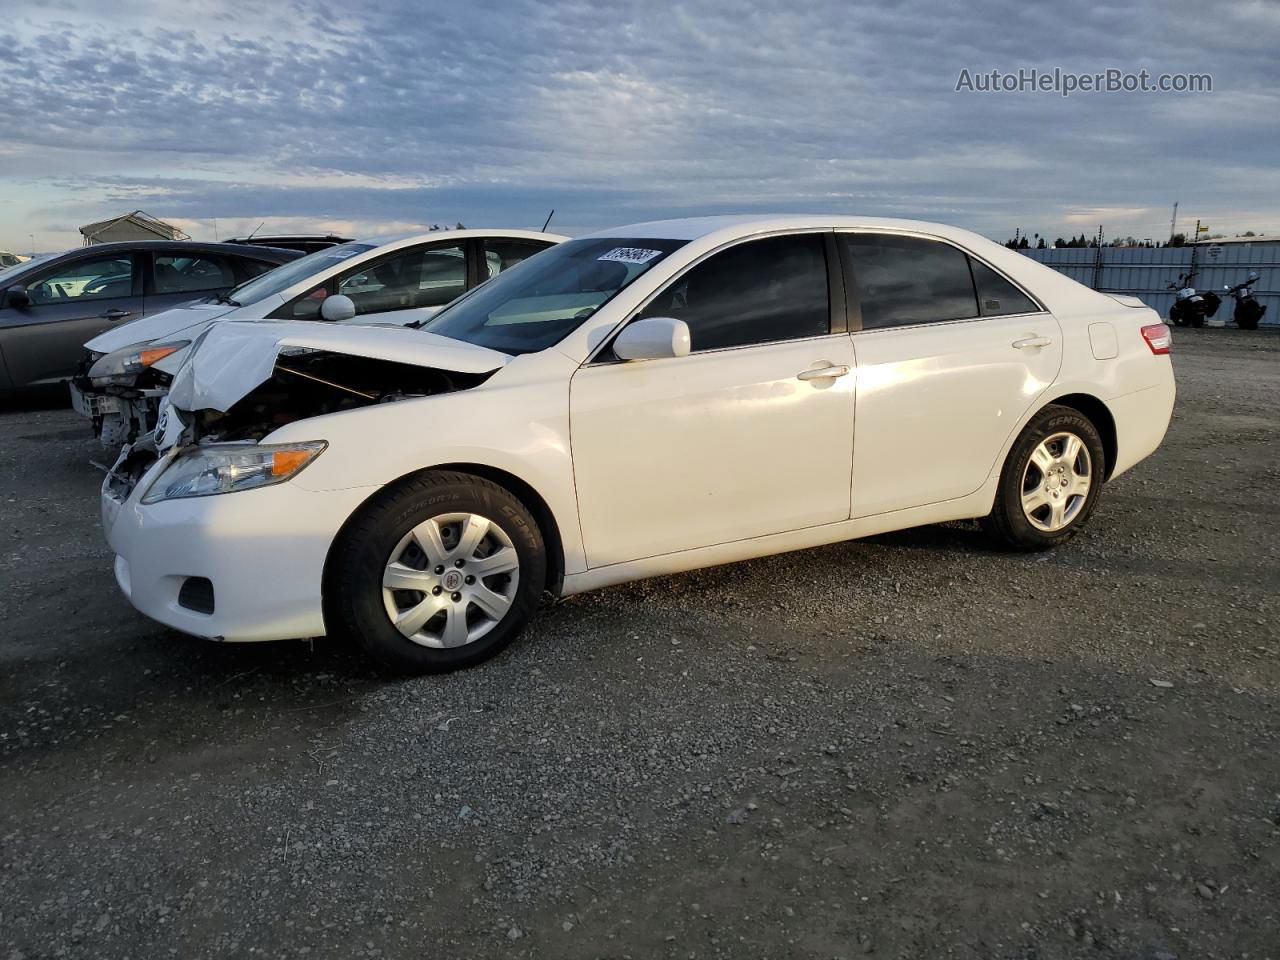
[982, 405, 1105, 551]
[325, 471, 546, 672]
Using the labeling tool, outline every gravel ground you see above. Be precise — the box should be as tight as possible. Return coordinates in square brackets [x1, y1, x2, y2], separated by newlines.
[1, 330, 1277, 960]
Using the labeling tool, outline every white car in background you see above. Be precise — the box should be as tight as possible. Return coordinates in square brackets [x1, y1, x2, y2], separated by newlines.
[73, 229, 566, 448]
[101, 215, 1175, 673]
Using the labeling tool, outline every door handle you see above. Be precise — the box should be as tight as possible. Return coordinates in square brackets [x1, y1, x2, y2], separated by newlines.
[797, 362, 851, 381]
[99, 309, 134, 320]
[1012, 336, 1052, 349]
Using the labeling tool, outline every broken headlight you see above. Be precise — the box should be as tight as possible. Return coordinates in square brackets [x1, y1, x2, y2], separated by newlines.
[88, 341, 191, 385]
[141, 441, 327, 503]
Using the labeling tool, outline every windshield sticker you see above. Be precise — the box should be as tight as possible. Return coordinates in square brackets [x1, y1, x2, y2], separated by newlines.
[598, 247, 663, 265]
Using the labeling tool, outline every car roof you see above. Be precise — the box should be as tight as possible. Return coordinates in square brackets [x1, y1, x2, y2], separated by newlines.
[580, 214, 992, 244]
[23, 240, 301, 265]
[351, 228, 570, 248]
[226, 234, 352, 243]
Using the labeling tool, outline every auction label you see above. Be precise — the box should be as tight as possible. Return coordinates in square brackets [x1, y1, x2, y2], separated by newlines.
[598, 247, 663, 264]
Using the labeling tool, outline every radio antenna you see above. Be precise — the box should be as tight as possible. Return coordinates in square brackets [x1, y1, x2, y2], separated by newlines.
[541, 209, 555, 232]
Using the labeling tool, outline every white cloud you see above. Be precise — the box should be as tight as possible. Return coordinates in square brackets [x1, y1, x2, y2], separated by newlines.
[1, 0, 1277, 248]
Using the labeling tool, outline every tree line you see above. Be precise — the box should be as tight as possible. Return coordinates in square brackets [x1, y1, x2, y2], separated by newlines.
[1003, 230, 1259, 250]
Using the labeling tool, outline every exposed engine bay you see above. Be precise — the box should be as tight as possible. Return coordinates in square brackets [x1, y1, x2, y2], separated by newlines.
[191, 349, 495, 443]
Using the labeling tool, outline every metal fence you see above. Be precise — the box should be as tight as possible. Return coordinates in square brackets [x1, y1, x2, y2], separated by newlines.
[1020, 244, 1278, 326]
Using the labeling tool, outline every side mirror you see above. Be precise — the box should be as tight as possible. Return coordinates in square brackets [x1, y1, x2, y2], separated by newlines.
[5, 285, 30, 309]
[319, 294, 357, 322]
[613, 316, 691, 361]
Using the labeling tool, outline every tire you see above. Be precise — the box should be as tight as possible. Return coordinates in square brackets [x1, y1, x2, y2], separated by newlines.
[981, 405, 1106, 551]
[325, 470, 546, 673]
[1189, 314, 1204, 329]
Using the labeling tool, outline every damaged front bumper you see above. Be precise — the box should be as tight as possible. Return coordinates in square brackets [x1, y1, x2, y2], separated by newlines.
[69, 375, 168, 450]
[97, 320, 508, 642]
[101, 439, 376, 643]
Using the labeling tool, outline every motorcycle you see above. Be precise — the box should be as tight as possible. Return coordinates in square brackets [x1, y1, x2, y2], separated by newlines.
[1166, 272, 1221, 328]
[1223, 272, 1266, 330]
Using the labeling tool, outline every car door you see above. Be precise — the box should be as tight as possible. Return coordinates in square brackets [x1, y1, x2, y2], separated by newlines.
[569, 231, 856, 569]
[0, 252, 142, 387]
[840, 231, 1062, 518]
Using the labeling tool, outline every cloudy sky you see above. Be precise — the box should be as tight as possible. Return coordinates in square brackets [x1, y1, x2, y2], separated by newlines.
[1, 0, 1277, 252]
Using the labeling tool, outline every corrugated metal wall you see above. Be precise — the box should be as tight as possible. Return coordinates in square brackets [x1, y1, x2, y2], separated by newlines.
[1021, 244, 1278, 325]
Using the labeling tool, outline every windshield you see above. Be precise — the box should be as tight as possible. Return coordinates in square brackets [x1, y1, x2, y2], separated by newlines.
[0, 254, 52, 287]
[222, 241, 375, 306]
[422, 237, 687, 354]
[0, 261, 31, 286]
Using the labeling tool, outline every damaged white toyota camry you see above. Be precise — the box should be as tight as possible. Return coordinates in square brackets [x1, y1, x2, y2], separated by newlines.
[102, 216, 1175, 672]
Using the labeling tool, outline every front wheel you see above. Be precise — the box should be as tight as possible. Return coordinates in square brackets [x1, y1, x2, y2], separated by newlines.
[981, 405, 1106, 551]
[325, 471, 546, 673]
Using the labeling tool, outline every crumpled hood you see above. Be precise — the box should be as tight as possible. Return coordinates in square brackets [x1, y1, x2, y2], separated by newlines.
[85, 301, 239, 354]
[167, 319, 510, 414]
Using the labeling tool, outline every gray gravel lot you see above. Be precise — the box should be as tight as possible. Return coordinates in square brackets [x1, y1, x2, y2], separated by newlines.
[1, 331, 1277, 960]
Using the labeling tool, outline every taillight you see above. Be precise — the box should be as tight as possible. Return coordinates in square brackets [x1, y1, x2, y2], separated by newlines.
[1141, 323, 1171, 355]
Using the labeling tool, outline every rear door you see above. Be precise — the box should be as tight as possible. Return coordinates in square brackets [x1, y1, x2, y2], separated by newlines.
[0, 252, 142, 387]
[840, 231, 1062, 518]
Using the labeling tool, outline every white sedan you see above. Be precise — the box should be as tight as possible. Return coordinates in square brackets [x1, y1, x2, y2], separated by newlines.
[74, 229, 566, 449]
[101, 216, 1175, 672]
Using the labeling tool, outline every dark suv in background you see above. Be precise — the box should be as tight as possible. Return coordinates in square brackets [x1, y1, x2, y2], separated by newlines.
[225, 234, 353, 255]
[0, 240, 299, 392]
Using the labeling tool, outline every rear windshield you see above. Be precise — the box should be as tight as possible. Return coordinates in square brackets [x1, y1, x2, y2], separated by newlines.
[422, 237, 687, 354]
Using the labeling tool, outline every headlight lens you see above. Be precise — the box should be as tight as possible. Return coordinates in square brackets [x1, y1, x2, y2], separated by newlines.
[141, 441, 326, 503]
[89, 341, 190, 385]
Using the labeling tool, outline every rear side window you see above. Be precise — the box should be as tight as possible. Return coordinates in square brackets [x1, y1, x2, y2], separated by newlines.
[841, 233, 977, 329]
[638, 233, 830, 352]
[154, 254, 235, 293]
[969, 258, 1038, 316]
[483, 239, 552, 280]
[236, 258, 281, 282]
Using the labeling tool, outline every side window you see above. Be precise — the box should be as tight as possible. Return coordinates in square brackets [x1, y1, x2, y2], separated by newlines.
[841, 234, 977, 329]
[337, 243, 466, 315]
[154, 254, 235, 294]
[235, 258, 280, 282]
[638, 233, 829, 352]
[27, 256, 133, 305]
[969, 258, 1038, 316]
[482, 239, 552, 281]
